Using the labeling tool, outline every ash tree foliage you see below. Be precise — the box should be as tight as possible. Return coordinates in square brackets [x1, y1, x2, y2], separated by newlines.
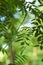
[0, 0, 43, 65]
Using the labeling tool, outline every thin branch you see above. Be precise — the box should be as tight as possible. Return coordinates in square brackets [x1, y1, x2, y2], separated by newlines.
[17, 13, 27, 31]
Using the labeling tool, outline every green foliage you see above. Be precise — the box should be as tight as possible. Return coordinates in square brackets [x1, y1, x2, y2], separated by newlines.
[32, 7, 43, 49]
[0, 0, 43, 65]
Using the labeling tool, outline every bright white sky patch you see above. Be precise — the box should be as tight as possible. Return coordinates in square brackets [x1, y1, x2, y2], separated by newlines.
[35, 0, 40, 6]
[2, 44, 8, 50]
[1, 16, 6, 21]
[25, 0, 33, 2]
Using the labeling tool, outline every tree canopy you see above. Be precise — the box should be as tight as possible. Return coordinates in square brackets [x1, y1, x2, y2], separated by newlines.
[0, 0, 43, 65]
